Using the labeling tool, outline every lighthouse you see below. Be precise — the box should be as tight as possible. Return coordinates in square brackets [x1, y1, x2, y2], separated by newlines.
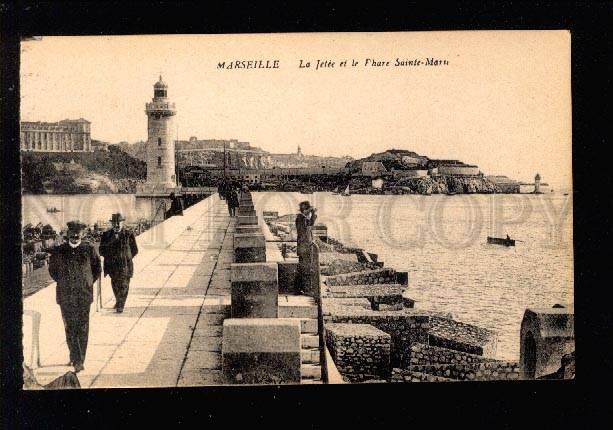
[534, 173, 541, 194]
[135, 76, 181, 224]
[143, 75, 177, 192]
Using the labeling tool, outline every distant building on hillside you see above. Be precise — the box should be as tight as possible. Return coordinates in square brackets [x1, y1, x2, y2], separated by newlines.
[175, 137, 271, 169]
[20, 119, 92, 152]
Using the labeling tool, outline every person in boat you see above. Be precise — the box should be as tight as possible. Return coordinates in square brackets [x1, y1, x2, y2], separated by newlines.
[48, 220, 101, 373]
[99, 213, 138, 313]
[506, 234, 511, 241]
[294, 201, 318, 296]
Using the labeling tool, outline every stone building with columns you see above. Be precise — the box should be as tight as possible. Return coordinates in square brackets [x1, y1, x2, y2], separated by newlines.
[20, 119, 92, 152]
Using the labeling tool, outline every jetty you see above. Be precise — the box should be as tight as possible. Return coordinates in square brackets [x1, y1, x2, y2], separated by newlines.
[23, 191, 574, 387]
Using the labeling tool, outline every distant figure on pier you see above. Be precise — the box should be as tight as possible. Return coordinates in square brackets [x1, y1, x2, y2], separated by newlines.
[99, 213, 139, 313]
[218, 179, 227, 200]
[48, 220, 101, 373]
[226, 185, 239, 217]
[295, 201, 317, 295]
[165, 192, 184, 219]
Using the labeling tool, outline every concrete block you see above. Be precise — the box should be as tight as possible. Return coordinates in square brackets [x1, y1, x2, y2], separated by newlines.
[301, 349, 321, 364]
[301, 364, 322, 379]
[279, 303, 318, 319]
[262, 211, 278, 221]
[234, 233, 267, 263]
[520, 307, 574, 379]
[300, 318, 318, 334]
[325, 323, 391, 382]
[301, 334, 320, 349]
[234, 233, 266, 249]
[238, 208, 256, 217]
[278, 261, 298, 293]
[238, 215, 258, 226]
[231, 263, 279, 318]
[235, 225, 261, 235]
[222, 318, 301, 384]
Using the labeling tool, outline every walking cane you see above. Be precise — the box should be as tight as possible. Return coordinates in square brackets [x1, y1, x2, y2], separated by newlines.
[96, 256, 102, 312]
[96, 275, 102, 312]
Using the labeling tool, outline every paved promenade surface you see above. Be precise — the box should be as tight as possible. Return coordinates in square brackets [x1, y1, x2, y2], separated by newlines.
[23, 194, 235, 388]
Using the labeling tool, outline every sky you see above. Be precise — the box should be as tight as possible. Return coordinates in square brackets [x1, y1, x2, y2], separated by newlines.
[20, 32, 572, 188]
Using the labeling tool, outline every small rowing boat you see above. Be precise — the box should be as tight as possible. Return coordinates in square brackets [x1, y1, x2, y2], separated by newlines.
[487, 236, 515, 246]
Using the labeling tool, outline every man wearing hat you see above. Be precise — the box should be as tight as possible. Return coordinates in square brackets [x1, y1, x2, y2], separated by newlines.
[99, 213, 139, 313]
[294, 201, 317, 295]
[48, 220, 101, 372]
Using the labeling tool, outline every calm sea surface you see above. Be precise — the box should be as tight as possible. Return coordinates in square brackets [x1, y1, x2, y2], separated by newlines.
[252, 192, 574, 361]
[22, 194, 149, 230]
[22, 192, 574, 360]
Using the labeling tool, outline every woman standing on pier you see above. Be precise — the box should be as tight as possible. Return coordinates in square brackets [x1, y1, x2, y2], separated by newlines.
[295, 201, 317, 295]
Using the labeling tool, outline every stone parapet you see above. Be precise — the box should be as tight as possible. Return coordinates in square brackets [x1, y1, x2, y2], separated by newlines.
[235, 225, 262, 235]
[233, 233, 266, 263]
[230, 262, 278, 318]
[222, 318, 301, 384]
[277, 261, 298, 293]
[238, 215, 259, 225]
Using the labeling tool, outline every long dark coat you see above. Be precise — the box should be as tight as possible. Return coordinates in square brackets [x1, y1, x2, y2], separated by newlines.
[48, 241, 101, 305]
[98, 228, 138, 278]
[295, 212, 317, 255]
[227, 189, 239, 209]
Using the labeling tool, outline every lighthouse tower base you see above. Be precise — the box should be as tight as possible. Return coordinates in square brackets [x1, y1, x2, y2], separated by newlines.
[136, 183, 183, 223]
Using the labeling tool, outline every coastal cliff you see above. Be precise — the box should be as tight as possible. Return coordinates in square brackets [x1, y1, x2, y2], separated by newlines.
[21, 146, 146, 194]
[395, 175, 499, 194]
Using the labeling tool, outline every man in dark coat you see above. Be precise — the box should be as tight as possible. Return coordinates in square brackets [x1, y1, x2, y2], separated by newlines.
[99, 213, 138, 313]
[294, 201, 317, 295]
[226, 186, 239, 217]
[48, 220, 101, 372]
[166, 192, 184, 219]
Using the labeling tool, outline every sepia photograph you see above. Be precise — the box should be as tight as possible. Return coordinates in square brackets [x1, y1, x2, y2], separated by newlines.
[19, 31, 573, 389]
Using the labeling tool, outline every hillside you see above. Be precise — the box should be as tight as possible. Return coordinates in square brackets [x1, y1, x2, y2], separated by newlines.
[117, 141, 147, 162]
[21, 146, 146, 194]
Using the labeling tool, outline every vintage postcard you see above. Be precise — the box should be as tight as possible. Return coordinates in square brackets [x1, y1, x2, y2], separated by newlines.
[20, 31, 573, 388]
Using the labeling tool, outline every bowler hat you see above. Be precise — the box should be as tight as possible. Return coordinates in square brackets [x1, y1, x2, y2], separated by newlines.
[66, 220, 87, 232]
[110, 213, 125, 223]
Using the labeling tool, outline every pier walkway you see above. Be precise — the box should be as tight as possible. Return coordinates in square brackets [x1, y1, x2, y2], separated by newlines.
[23, 194, 235, 388]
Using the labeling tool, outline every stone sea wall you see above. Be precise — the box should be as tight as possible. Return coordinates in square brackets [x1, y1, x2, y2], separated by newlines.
[325, 268, 397, 286]
[428, 316, 498, 357]
[320, 259, 381, 276]
[325, 323, 391, 382]
[407, 343, 498, 367]
[392, 361, 520, 382]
